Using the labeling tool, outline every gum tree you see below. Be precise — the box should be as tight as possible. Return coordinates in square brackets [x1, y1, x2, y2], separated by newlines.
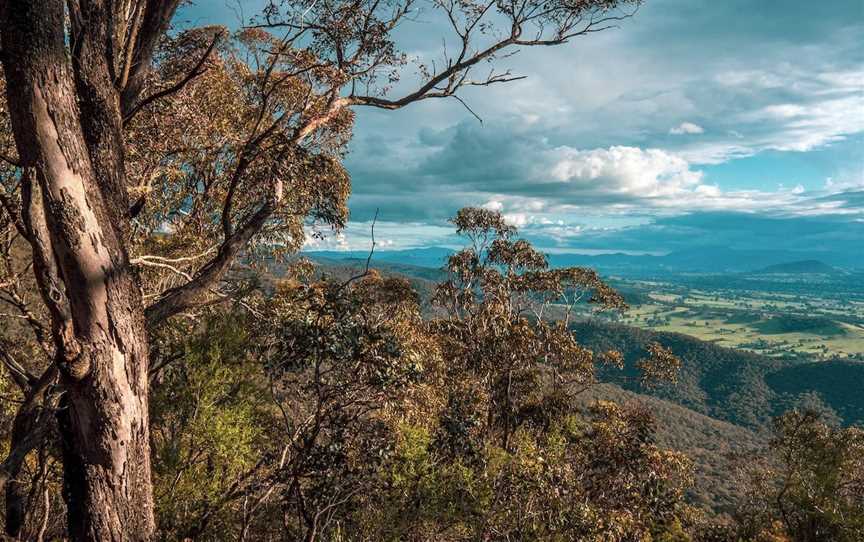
[0, 0, 640, 538]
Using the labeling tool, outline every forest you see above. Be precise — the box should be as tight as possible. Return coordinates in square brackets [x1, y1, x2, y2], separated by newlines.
[0, 0, 860, 540]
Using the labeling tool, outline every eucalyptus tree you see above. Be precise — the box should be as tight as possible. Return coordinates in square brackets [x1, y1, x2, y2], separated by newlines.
[0, 0, 640, 538]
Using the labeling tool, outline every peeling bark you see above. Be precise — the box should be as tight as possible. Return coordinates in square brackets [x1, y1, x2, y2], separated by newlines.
[0, 1, 155, 539]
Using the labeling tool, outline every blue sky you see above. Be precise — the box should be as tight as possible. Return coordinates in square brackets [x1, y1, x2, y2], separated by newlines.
[186, 0, 863, 255]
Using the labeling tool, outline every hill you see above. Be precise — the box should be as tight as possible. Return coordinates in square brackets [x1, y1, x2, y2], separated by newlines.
[765, 360, 864, 426]
[261, 257, 863, 516]
[576, 383, 765, 514]
[753, 314, 847, 336]
[293, 259, 772, 513]
[754, 260, 839, 275]
[572, 320, 864, 429]
[290, 257, 864, 429]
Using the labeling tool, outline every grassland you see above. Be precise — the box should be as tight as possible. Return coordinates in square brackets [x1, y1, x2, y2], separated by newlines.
[609, 281, 864, 360]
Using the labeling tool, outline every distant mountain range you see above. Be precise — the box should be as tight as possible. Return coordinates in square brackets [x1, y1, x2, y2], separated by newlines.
[304, 245, 863, 275]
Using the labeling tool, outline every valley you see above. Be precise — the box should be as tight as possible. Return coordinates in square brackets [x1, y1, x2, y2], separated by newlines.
[261, 249, 864, 522]
[608, 277, 864, 360]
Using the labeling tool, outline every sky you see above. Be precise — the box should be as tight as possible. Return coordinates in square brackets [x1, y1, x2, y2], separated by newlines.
[185, 0, 864, 256]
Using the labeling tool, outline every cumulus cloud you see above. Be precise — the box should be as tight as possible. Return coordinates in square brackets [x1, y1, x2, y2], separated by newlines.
[546, 146, 704, 197]
[321, 0, 864, 251]
[669, 122, 705, 135]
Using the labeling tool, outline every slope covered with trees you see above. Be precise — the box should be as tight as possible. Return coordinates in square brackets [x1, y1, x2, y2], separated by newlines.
[574, 383, 765, 515]
[573, 321, 864, 429]
[303, 256, 864, 431]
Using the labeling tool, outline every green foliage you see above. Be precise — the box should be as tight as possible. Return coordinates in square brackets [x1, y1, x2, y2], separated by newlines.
[734, 411, 864, 542]
[125, 209, 864, 541]
[257, 270, 431, 540]
[366, 407, 695, 542]
[150, 315, 272, 538]
[574, 320, 864, 429]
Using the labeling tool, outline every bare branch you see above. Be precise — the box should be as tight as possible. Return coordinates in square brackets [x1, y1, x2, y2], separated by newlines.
[339, 208, 378, 290]
[0, 346, 37, 389]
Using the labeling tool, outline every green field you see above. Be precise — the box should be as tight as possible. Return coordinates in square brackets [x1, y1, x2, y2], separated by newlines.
[608, 282, 864, 360]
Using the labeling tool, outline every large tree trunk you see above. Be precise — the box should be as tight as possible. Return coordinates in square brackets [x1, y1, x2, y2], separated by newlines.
[0, 1, 155, 539]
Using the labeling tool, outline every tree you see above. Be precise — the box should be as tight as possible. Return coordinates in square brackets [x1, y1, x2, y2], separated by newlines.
[139, 209, 688, 541]
[431, 207, 628, 452]
[145, 269, 429, 540]
[734, 411, 864, 542]
[0, 0, 641, 538]
[366, 208, 690, 541]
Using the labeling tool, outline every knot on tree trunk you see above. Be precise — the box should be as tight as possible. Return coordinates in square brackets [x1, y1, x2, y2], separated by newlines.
[58, 342, 90, 381]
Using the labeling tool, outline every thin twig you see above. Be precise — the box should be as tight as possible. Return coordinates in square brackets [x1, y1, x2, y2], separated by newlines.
[338, 208, 378, 290]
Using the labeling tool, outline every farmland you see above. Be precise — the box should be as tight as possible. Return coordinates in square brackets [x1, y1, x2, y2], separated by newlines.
[607, 278, 864, 360]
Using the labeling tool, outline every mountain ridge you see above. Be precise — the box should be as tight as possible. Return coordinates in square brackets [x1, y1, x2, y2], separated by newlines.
[304, 245, 864, 273]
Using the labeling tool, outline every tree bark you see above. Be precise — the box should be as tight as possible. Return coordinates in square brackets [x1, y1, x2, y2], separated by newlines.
[0, 1, 155, 539]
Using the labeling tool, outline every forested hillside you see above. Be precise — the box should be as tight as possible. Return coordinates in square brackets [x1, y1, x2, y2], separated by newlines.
[572, 321, 864, 428]
[297, 248, 864, 522]
[574, 384, 765, 515]
[302, 255, 864, 430]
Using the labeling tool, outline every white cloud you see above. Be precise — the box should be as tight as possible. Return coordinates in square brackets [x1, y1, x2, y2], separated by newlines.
[304, 220, 460, 251]
[825, 173, 864, 192]
[715, 69, 788, 89]
[740, 93, 863, 152]
[503, 213, 529, 226]
[303, 230, 350, 251]
[682, 67, 864, 163]
[695, 184, 722, 197]
[482, 200, 504, 212]
[669, 122, 705, 135]
[545, 146, 704, 197]
[477, 142, 862, 223]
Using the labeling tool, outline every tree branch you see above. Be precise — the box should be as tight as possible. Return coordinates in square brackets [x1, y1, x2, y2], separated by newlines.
[120, 0, 183, 116]
[144, 178, 284, 326]
[123, 29, 222, 127]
